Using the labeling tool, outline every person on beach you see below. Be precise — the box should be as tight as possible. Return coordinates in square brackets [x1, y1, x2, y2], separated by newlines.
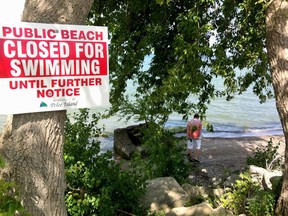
[187, 113, 202, 163]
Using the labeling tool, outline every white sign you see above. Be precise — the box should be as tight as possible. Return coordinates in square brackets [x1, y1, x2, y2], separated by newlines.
[0, 22, 109, 114]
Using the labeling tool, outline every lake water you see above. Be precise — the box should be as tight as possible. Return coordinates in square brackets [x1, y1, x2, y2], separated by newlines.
[97, 86, 283, 152]
[0, 82, 281, 139]
[96, 76, 283, 153]
[0, 71, 283, 153]
[166, 94, 283, 138]
[100, 93, 282, 138]
[0, 90, 282, 153]
[0, 89, 282, 153]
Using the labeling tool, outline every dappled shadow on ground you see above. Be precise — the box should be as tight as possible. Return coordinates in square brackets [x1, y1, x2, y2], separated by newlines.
[186, 136, 285, 187]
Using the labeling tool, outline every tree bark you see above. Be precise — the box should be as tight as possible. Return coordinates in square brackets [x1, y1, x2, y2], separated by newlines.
[0, 112, 67, 215]
[0, 0, 93, 215]
[266, 1, 288, 215]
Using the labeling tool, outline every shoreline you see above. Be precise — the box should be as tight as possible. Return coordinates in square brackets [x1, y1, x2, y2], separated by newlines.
[173, 129, 284, 139]
[187, 135, 285, 185]
[199, 135, 285, 162]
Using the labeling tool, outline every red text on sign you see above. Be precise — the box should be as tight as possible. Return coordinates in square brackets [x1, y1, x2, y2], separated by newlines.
[37, 88, 80, 98]
[4, 40, 69, 58]
[2, 26, 105, 41]
[2, 26, 57, 39]
[61, 30, 103, 40]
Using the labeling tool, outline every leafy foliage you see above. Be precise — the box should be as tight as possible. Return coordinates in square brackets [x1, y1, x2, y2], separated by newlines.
[89, 0, 217, 122]
[130, 122, 191, 185]
[221, 137, 284, 215]
[64, 109, 147, 216]
[0, 180, 24, 216]
[246, 189, 276, 216]
[0, 157, 5, 169]
[0, 156, 30, 216]
[88, 0, 273, 124]
[220, 172, 276, 215]
[211, 0, 272, 102]
[246, 138, 284, 171]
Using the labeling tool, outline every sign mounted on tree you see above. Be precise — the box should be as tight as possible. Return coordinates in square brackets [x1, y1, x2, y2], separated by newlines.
[0, 22, 109, 114]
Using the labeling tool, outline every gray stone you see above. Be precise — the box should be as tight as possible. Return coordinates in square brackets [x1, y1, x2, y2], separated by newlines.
[139, 177, 190, 213]
[182, 184, 210, 198]
[114, 128, 136, 159]
[263, 170, 282, 190]
[182, 183, 225, 206]
[223, 174, 241, 187]
[113, 123, 146, 159]
[248, 165, 283, 190]
[166, 203, 214, 216]
[166, 203, 233, 216]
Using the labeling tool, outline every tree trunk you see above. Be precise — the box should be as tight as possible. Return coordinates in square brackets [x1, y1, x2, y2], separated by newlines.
[0, 112, 67, 215]
[0, 0, 93, 215]
[266, 1, 288, 215]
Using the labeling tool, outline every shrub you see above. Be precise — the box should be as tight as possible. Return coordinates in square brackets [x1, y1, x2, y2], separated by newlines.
[64, 109, 148, 216]
[221, 138, 283, 215]
[246, 189, 275, 216]
[131, 122, 191, 185]
[220, 172, 276, 216]
[246, 137, 283, 171]
[0, 156, 30, 216]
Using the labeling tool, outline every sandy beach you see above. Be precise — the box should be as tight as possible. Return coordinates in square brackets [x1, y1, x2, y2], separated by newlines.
[189, 135, 285, 186]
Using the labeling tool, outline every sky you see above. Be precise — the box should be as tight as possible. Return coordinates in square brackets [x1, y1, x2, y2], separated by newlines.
[0, 0, 25, 22]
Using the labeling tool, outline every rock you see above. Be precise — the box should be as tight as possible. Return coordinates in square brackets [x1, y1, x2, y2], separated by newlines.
[248, 165, 283, 190]
[166, 203, 233, 216]
[166, 203, 214, 216]
[249, 165, 266, 176]
[114, 128, 136, 159]
[212, 188, 225, 198]
[262, 169, 282, 190]
[113, 123, 147, 159]
[248, 165, 266, 185]
[213, 206, 234, 216]
[182, 184, 210, 205]
[182, 184, 224, 201]
[223, 174, 241, 187]
[139, 177, 190, 213]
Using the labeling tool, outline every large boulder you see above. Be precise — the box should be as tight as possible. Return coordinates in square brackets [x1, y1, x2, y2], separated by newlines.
[166, 203, 233, 216]
[181, 184, 225, 205]
[140, 177, 233, 215]
[114, 123, 147, 159]
[248, 165, 283, 190]
[139, 177, 190, 214]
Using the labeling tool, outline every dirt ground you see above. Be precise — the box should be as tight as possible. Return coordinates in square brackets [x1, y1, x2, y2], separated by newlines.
[188, 135, 285, 187]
